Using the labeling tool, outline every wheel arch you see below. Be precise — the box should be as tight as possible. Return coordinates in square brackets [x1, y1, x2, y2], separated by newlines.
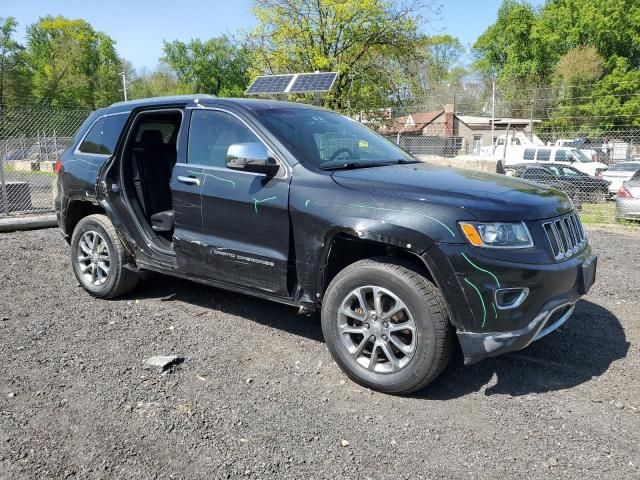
[64, 197, 105, 241]
[318, 232, 441, 298]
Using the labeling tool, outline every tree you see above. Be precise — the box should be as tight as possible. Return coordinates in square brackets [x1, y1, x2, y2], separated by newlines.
[586, 56, 640, 129]
[473, 0, 552, 114]
[536, 0, 640, 68]
[161, 37, 249, 97]
[247, 0, 431, 109]
[25, 16, 122, 108]
[129, 65, 180, 99]
[0, 17, 24, 106]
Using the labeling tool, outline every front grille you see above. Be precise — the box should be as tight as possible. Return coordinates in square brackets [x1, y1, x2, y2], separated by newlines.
[542, 212, 587, 260]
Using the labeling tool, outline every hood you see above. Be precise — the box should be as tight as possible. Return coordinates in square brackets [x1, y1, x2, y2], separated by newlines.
[331, 163, 573, 221]
[574, 162, 608, 175]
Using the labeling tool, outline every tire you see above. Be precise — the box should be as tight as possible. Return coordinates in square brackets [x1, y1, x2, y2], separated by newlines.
[321, 257, 452, 395]
[70, 214, 139, 299]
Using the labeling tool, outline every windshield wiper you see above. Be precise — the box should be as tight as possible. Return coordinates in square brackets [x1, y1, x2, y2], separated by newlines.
[319, 159, 421, 171]
[320, 162, 381, 171]
[391, 158, 421, 165]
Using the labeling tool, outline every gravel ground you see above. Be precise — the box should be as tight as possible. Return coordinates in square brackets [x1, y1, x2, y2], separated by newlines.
[0, 226, 638, 479]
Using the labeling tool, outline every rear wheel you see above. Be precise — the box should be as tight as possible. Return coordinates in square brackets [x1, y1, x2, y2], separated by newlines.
[70, 214, 138, 298]
[321, 258, 452, 394]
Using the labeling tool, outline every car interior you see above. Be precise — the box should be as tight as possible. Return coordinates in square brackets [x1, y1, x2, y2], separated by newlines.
[121, 110, 183, 249]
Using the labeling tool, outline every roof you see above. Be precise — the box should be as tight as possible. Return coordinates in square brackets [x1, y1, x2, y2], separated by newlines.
[106, 95, 327, 114]
[380, 110, 444, 134]
[458, 115, 541, 126]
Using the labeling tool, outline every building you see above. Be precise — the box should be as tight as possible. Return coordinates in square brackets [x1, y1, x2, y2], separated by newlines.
[380, 104, 540, 154]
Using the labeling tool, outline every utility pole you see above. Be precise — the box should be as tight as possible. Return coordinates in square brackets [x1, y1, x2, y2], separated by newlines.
[490, 79, 496, 154]
[119, 71, 128, 102]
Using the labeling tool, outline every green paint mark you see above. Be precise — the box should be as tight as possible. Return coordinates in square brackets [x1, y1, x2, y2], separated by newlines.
[464, 278, 487, 328]
[348, 203, 455, 238]
[252, 196, 277, 213]
[491, 302, 498, 319]
[461, 252, 501, 288]
[187, 170, 236, 188]
[305, 200, 311, 208]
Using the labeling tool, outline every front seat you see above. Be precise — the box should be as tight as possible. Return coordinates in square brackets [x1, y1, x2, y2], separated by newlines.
[132, 130, 175, 232]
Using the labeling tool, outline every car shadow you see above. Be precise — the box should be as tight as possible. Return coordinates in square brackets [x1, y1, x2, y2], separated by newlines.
[414, 300, 629, 399]
[130, 277, 628, 398]
[130, 273, 324, 343]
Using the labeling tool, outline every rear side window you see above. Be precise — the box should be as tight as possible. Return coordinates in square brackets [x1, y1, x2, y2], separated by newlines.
[523, 148, 535, 160]
[536, 149, 551, 161]
[78, 113, 128, 155]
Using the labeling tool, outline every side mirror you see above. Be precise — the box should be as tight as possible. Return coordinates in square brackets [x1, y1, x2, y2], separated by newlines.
[226, 142, 280, 176]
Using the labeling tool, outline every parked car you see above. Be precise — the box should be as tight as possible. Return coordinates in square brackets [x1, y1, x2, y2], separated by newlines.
[54, 95, 597, 394]
[602, 162, 640, 197]
[509, 163, 610, 203]
[616, 171, 640, 221]
[508, 165, 580, 201]
[503, 146, 609, 176]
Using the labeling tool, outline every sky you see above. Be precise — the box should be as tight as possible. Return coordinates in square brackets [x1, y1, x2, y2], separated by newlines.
[4, 0, 546, 71]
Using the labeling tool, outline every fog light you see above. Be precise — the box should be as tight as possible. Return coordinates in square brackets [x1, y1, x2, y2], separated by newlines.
[495, 288, 529, 309]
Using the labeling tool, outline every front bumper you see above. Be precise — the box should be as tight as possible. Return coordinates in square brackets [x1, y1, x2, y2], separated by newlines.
[457, 302, 576, 365]
[424, 240, 597, 365]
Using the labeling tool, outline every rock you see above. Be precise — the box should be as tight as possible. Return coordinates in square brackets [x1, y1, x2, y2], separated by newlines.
[142, 355, 183, 371]
[7, 392, 16, 398]
[614, 402, 624, 410]
[341, 439, 350, 447]
[246, 378, 253, 384]
[1, 316, 8, 321]
[547, 457, 559, 467]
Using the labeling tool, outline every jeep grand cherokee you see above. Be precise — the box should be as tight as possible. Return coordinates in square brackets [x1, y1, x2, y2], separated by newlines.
[54, 95, 597, 394]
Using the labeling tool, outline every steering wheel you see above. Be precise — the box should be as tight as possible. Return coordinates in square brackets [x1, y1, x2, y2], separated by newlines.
[329, 148, 354, 161]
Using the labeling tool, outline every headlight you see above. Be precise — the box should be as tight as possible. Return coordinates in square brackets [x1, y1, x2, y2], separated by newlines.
[459, 222, 533, 248]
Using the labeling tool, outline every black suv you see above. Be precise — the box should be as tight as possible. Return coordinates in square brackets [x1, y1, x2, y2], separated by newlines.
[55, 95, 597, 394]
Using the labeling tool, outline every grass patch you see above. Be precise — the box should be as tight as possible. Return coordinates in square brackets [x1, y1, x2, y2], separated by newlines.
[579, 201, 640, 230]
[3, 165, 55, 177]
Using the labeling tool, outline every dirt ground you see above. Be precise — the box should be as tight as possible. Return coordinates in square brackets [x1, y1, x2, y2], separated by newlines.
[0, 226, 638, 479]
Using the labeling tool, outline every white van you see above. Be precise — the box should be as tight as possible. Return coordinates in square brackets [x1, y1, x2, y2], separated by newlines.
[503, 146, 608, 176]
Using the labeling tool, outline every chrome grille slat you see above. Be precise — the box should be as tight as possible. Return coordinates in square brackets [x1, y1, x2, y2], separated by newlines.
[543, 212, 587, 260]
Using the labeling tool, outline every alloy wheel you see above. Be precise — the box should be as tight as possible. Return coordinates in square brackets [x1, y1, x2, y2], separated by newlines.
[338, 285, 417, 373]
[77, 230, 111, 287]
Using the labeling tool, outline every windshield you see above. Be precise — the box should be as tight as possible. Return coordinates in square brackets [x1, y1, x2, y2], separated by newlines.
[571, 149, 593, 163]
[254, 107, 416, 169]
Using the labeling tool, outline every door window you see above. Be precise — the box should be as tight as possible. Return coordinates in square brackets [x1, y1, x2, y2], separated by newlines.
[554, 150, 569, 162]
[561, 166, 580, 176]
[188, 110, 262, 168]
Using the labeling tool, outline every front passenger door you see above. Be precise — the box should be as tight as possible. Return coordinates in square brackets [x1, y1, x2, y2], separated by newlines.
[175, 108, 292, 297]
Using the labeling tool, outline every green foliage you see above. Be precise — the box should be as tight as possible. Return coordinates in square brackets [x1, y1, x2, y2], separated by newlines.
[0, 17, 27, 106]
[248, 0, 428, 109]
[161, 37, 249, 97]
[24, 16, 122, 108]
[474, 0, 640, 129]
[129, 65, 180, 99]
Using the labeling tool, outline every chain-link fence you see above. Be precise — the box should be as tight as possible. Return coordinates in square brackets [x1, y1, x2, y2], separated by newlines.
[0, 106, 89, 217]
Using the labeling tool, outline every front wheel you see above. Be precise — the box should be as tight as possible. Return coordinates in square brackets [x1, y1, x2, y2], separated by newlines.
[70, 214, 139, 299]
[321, 258, 452, 394]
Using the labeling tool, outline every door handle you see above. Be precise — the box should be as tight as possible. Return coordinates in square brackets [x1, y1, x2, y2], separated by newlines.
[177, 175, 201, 186]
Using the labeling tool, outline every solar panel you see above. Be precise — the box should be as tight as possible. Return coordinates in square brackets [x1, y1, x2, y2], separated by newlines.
[245, 72, 339, 95]
[245, 75, 295, 95]
[288, 72, 339, 93]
